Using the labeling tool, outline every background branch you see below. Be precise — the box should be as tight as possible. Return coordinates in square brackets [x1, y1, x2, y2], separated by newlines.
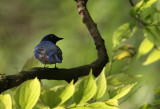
[129, 0, 135, 7]
[0, 0, 109, 93]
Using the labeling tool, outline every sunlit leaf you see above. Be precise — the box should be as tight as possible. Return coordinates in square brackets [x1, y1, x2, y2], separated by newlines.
[86, 102, 118, 109]
[0, 102, 6, 109]
[14, 78, 41, 109]
[137, 38, 154, 58]
[119, 45, 134, 51]
[138, 104, 153, 109]
[143, 49, 160, 65]
[67, 103, 76, 108]
[130, 1, 143, 17]
[130, 0, 158, 24]
[105, 99, 118, 107]
[95, 67, 107, 100]
[140, 0, 157, 19]
[70, 107, 91, 109]
[107, 73, 142, 86]
[33, 103, 50, 109]
[74, 70, 97, 105]
[113, 22, 137, 47]
[41, 80, 74, 108]
[59, 80, 75, 105]
[115, 51, 132, 60]
[95, 90, 110, 102]
[112, 83, 136, 99]
[143, 26, 160, 46]
[0, 94, 12, 109]
[53, 106, 66, 109]
[140, 0, 157, 10]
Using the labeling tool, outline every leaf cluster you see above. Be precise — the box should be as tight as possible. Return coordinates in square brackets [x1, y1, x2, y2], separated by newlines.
[112, 0, 160, 66]
[0, 69, 136, 109]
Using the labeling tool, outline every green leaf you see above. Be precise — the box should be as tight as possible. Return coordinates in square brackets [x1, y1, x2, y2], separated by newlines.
[14, 78, 41, 109]
[151, 12, 160, 24]
[67, 103, 77, 108]
[138, 104, 153, 109]
[143, 49, 160, 65]
[59, 80, 75, 105]
[140, 0, 157, 11]
[118, 45, 134, 51]
[53, 106, 66, 109]
[0, 102, 6, 109]
[130, 1, 143, 17]
[130, 0, 157, 20]
[154, 99, 160, 105]
[70, 107, 91, 109]
[107, 73, 142, 86]
[74, 70, 97, 105]
[41, 80, 75, 108]
[40, 89, 59, 108]
[137, 38, 154, 58]
[154, 87, 160, 95]
[86, 102, 118, 109]
[41, 80, 68, 89]
[0, 94, 12, 109]
[113, 22, 137, 47]
[105, 99, 118, 107]
[22, 56, 40, 70]
[112, 83, 136, 99]
[33, 103, 50, 109]
[95, 90, 110, 102]
[140, 0, 157, 19]
[143, 26, 160, 46]
[115, 51, 132, 60]
[95, 67, 107, 100]
[156, 0, 160, 11]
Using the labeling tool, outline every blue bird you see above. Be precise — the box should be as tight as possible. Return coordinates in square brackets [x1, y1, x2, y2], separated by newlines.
[34, 34, 63, 68]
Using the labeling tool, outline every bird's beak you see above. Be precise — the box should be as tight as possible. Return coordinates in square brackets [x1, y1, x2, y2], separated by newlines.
[58, 38, 64, 40]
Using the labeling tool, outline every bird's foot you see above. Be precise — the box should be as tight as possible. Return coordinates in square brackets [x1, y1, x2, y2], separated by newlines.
[54, 64, 59, 71]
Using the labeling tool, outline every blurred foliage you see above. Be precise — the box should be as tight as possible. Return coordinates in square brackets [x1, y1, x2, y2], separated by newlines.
[139, 87, 160, 109]
[0, 69, 135, 109]
[0, 0, 160, 109]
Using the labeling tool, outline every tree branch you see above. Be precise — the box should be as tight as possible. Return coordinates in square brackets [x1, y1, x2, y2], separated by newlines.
[129, 0, 134, 7]
[0, 0, 109, 93]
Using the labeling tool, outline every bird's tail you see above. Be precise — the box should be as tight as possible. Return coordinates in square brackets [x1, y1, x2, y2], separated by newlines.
[54, 54, 62, 63]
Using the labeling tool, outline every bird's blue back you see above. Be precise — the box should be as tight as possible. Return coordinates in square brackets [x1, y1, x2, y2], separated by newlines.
[34, 41, 62, 64]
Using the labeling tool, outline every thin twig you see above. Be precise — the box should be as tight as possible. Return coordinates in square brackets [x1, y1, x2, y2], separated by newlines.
[129, 0, 135, 7]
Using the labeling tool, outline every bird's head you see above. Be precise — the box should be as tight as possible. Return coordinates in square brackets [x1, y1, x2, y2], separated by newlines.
[41, 34, 63, 44]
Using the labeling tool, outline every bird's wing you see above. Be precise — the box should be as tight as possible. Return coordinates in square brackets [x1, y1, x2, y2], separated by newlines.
[55, 45, 63, 62]
[34, 41, 62, 64]
[34, 41, 54, 59]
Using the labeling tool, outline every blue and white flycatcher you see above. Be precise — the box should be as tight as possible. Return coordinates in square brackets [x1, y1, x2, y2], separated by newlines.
[34, 34, 63, 68]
